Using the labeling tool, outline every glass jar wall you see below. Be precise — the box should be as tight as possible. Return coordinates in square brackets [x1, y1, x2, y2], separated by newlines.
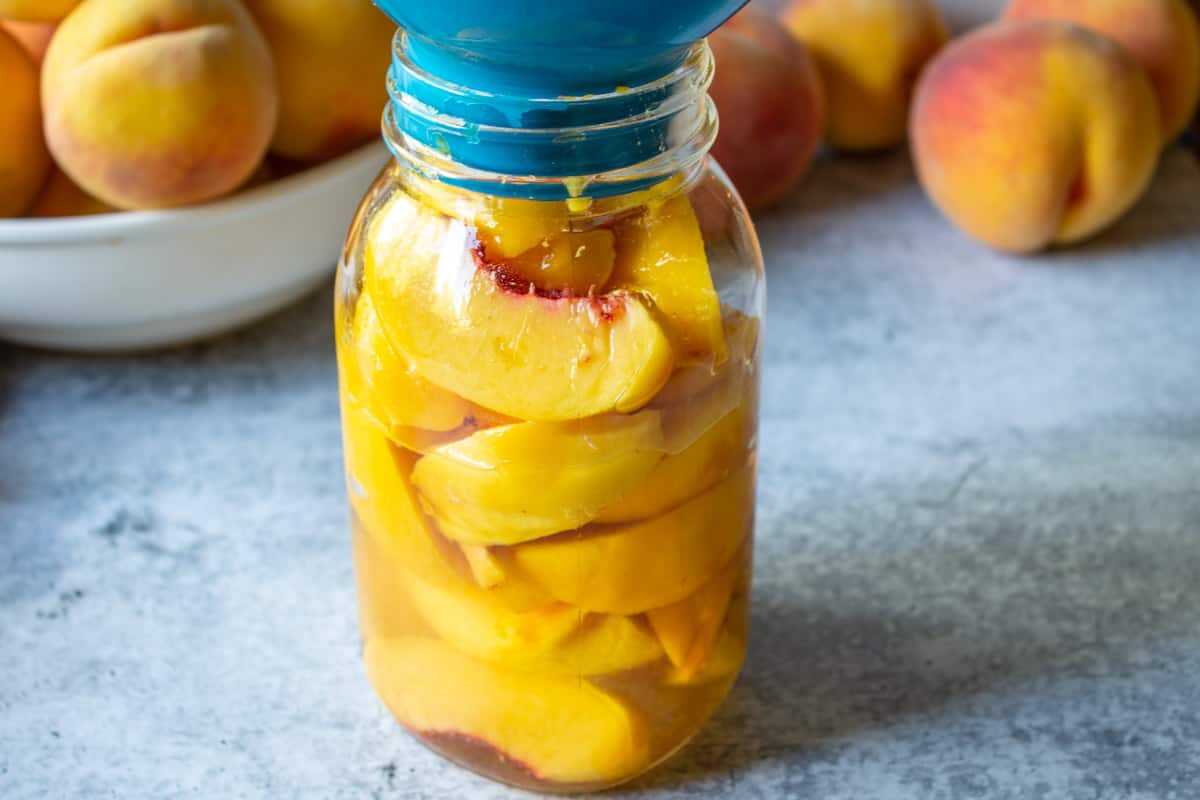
[335, 38, 764, 790]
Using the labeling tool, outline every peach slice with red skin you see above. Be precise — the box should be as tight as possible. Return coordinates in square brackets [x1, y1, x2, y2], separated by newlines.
[506, 466, 755, 615]
[405, 572, 663, 676]
[611, 193, 726, 365]
[408, 175, 573, 260]
[405, 172, 689, 260]
[365, 188, 675, 421]
[340, 398, 553, 612]
[365, 637, 651, 785]
[411, 411, 666, 546]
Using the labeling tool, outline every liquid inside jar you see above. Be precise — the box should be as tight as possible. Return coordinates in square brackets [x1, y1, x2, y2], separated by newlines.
[336, 164, 762, 792]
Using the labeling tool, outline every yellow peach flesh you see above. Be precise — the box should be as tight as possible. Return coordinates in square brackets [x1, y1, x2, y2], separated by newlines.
[412, 412, 666, 545]
[365, 637, 651, 784]
[365, 189, 675, 421]
[505, 229, 616, 295]
[340, 399, 553, 613]
[405, 573, 663, 676]
[611, 194, 726, 364]
[507, 467, 754, 615]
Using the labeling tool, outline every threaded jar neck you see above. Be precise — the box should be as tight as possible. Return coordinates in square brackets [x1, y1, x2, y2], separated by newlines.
[384, 32, 718, 201]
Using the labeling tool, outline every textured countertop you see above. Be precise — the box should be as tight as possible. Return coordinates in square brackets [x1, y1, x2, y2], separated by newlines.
[4, 23, 1200, 800]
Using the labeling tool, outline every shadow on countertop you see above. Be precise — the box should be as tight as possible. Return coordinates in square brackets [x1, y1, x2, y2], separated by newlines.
[624, 485, 1200, 795]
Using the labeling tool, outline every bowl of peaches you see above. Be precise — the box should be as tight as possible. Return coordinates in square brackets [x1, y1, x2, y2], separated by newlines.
[0, 0, 394, 351]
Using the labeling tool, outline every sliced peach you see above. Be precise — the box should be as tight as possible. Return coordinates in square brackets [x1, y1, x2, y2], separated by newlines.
[654, 312, 760, 453]
[611, 194, 725, 364]
[505, 229, 616, 294]
[407, 173, 690, 260]
[507, 467, 755, 614]
[341, 399, 552, 612]
[460, 544, 505, 588]
[411, 412, 665, 546]
[648, 559, 738, 672]
[597, 405, 750, 523]
[366, 190, 675, 421]
[407, 174, 571, 259]
[351, 522, 429, 641]
[663, 627, 746, 687]
[663, 574, 750, 686]
[336, 287, 526, 455]
[365, 637, 651, 784]
[652, 312, 760, 406]
[340, 290, 478, 433]
[405, 573, 663, 676]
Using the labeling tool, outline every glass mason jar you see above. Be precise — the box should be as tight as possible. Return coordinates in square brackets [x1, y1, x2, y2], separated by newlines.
[336, 31, 764, 794]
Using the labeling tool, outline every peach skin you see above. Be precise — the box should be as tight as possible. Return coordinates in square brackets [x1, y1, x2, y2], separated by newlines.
[41, 0, 278, 210]
[242, 0, 396, 161]
[910, 20, 1161, 253]
[28, 168, 115, 217]
[365, 637, 650, 785]
[0, 0, 79, 22]
[365, 188, 675, 422]
[1004, 0, 1200, 141]
[709, 6, 824, 209]
[2, 21, 55, 65]
[0, 25, 50, 217]
[783, 0, 948, 151]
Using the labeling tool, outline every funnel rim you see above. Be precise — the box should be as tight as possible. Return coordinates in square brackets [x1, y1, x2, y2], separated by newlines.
[392, 29, 713, 114]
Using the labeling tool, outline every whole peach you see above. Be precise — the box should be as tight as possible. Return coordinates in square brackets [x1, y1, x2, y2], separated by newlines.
[911, 20, 1161, 253]
[2, 21, 55, 65]
[242, 0, 396, 162]
[0, 25, 51, 217]
[1005, 0, 1200, 141]
[28, 168, 115, 218]
[709, 6, 824, 209]
[0, 0, 80, 22]
[783, 0, 948, 151]
[42, 0, 278, 210]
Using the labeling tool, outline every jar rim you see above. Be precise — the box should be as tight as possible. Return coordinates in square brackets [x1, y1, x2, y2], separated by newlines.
[384, 31, 719, 199]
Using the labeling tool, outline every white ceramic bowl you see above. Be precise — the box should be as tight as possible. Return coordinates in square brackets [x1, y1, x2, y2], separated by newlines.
[0, 141, 390, 351]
